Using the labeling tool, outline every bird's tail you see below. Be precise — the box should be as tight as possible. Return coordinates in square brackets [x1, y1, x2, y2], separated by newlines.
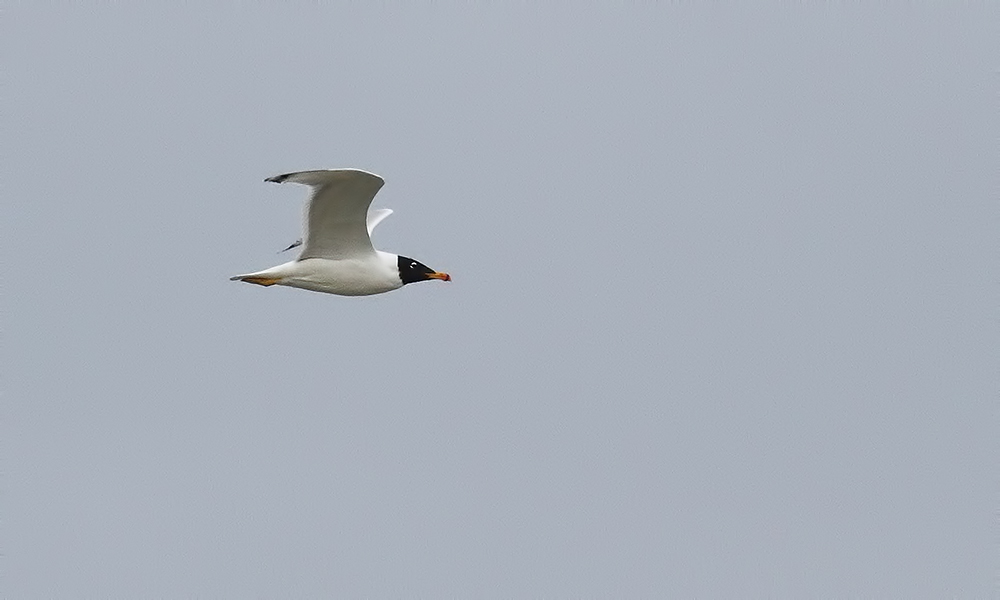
[230, 273, 281, 286]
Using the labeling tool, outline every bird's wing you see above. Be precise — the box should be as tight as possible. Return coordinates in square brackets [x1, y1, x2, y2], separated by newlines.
[266, 169, 385, 259]
[277, 208, 392, 253]
[366, 208, 393, 233]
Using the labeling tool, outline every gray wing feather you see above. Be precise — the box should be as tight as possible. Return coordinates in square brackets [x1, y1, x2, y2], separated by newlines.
[266, 169, 385, 259]
[278, 208, 393, 253]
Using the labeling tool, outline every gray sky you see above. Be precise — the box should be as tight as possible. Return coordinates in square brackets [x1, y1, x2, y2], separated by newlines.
[4, 4, 996, 597]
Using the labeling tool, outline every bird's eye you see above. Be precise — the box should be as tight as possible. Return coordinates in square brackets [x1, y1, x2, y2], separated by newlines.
[411, 262, 417, 268]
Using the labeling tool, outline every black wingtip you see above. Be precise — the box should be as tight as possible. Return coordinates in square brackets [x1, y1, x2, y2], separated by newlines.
[278, 239, 302, 253]
[265, 173, 290, 184]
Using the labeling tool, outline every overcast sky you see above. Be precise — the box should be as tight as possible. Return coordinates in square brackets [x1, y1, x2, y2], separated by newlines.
[4, 4, 996, 597]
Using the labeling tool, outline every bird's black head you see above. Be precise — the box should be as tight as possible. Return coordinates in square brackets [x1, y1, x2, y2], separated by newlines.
[397, 255, 451, 285]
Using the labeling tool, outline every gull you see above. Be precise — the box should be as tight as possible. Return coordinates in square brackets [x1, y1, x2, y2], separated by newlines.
[231, 169, 450, 296]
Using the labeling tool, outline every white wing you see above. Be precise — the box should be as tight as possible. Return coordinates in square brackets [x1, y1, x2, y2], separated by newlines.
[266, 169, 385, 259]
[278, 208, 393, 253]
[366, 208, 393, 234]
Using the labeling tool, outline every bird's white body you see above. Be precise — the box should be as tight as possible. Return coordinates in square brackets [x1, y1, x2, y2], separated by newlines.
[239, 252, 402, 296]
[231, 168, 450, 296]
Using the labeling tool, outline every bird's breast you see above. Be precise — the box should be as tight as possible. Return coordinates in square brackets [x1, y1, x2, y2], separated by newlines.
[281, 256, 401, 296]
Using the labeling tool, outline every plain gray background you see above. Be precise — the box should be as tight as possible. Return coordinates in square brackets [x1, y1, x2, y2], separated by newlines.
[4, 4, 996, 597]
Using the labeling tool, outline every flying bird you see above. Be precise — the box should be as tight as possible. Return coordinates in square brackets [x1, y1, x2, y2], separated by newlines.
[230, 169, 451, 296]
